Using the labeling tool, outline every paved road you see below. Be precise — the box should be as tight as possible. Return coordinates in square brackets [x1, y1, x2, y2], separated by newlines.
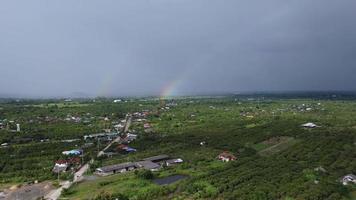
[45, 163, 89, 200]
[123, 115, 132, 133]
[97, 116, 132, 157]
[73, 163, 90, 183]
[44, 181, 70, 200]
[46, 115, 132, 200]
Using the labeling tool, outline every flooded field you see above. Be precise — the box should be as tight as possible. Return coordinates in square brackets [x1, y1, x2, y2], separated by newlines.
[153, 175, 187, 185]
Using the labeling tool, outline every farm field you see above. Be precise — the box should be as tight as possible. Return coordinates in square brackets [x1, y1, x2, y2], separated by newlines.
[0, 95, 355, 200]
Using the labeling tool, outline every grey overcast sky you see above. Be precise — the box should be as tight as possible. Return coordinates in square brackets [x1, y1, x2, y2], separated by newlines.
[0, 0, 356, 97]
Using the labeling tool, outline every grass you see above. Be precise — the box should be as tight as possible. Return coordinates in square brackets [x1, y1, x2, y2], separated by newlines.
[258, 137, 299, 156]
[2, 97, 356, 199]
[63, 172, 157, 200]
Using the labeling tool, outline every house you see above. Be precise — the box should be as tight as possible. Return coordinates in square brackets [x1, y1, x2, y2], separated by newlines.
[127, 133, 137, 140]
[144, 123, 151, 129]
[218, 151, 236, 162]
[53, 163, 68, 173]
[62, 149, 82, 156]
[125, 147, 137, 153]
[96, 162, 137, 176]
[117, 144, 128, 149]
[165, 158, 183, 166]
[113, 99, 122, 103]
[1, 143, 8, 147]
[53, 159, 69, 173]
[114, 123, 124, 130]
[341, 174, 356, 185]
[117, 144, 136, 152]
[301, 122, 319, 128]
[52, 157, 81, 173]
[122, 133, 137, 143]
[135, 161, 160, 171]
[84, 132, 119, 140]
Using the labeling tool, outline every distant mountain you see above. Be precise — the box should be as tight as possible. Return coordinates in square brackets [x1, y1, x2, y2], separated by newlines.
[67, 92, 93, 98]
[0, 93, 26, 98]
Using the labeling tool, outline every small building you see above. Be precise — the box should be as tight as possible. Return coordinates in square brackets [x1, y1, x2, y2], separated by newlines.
[136, 161, 160, 171]
[62, 149, 82, 156]
[96, 162, 137, 176]
[165, 158, 183, 166]
[84, 132, 119, 140]
[121, 133, 137, 143]
[144, 123, 151, 129]
[127, 133, 137, 140]
[16, 124, 20, 132]
[341, 174, 356, 185]
[218, 151, 236, 162]
[53, 159, 69, 173]
[114, 124, 124, 130]
[301, 122, 319, 128]
[1, 143, 8, 147]
[53, 163, 68, 173]
[117, 144, 136, 153]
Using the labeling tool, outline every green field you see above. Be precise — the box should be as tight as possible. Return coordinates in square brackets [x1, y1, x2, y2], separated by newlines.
[0, 96, 356, 199]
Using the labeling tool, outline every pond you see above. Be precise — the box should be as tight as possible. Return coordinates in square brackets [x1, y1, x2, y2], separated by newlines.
[153, 174, 187, 185]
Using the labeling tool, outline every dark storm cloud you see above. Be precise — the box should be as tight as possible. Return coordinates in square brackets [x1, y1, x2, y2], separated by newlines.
[0, 0, 355, 97]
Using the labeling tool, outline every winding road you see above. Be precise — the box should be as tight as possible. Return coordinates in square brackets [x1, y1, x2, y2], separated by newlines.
[45, 115, 132, 200]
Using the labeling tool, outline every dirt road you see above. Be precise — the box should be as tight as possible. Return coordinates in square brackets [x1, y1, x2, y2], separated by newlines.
[3, 182, 54, 200]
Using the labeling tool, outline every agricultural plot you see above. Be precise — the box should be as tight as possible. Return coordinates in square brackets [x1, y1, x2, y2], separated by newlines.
[0, 96, 356, 200]
[253, 136, 299, 156]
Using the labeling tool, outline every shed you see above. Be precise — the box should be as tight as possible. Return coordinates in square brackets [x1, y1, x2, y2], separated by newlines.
[142, 155, 169, 163]
[136, 161, 160, 171]
[96, 162, 137, 176]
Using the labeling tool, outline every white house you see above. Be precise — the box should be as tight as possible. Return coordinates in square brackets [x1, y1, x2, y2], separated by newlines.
[166, 158, 183, 166]
[16, 124, 20, 132]
[301, 122, 319, 128]
[341, 174, 356, 185]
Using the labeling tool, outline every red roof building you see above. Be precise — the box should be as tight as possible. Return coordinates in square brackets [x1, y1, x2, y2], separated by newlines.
[218, 151, 236, 162]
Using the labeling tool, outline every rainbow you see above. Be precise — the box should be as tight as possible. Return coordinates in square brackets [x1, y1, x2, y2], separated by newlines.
[96, 70, 188, 98]
[160, 78, 181, 98]
[97, 73, 115, 97]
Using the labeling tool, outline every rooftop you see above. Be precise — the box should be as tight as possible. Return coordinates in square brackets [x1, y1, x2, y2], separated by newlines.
[142, 155, 169, 162]
[97, 162, 136, 173]
[136, 161, 160, 170]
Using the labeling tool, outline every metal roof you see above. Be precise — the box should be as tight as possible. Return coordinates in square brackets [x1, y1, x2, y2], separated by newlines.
[136, 161, 160, 170]
[97, 162, 136, 173]
[142, 155, 169, 162]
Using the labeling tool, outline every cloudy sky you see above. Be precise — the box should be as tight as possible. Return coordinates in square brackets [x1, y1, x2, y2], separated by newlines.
[0, 0, 356, 97]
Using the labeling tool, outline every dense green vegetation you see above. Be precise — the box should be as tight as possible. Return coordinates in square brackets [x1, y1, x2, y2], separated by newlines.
[0, 98, 156, 183]
[1, 95, 356, 199]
